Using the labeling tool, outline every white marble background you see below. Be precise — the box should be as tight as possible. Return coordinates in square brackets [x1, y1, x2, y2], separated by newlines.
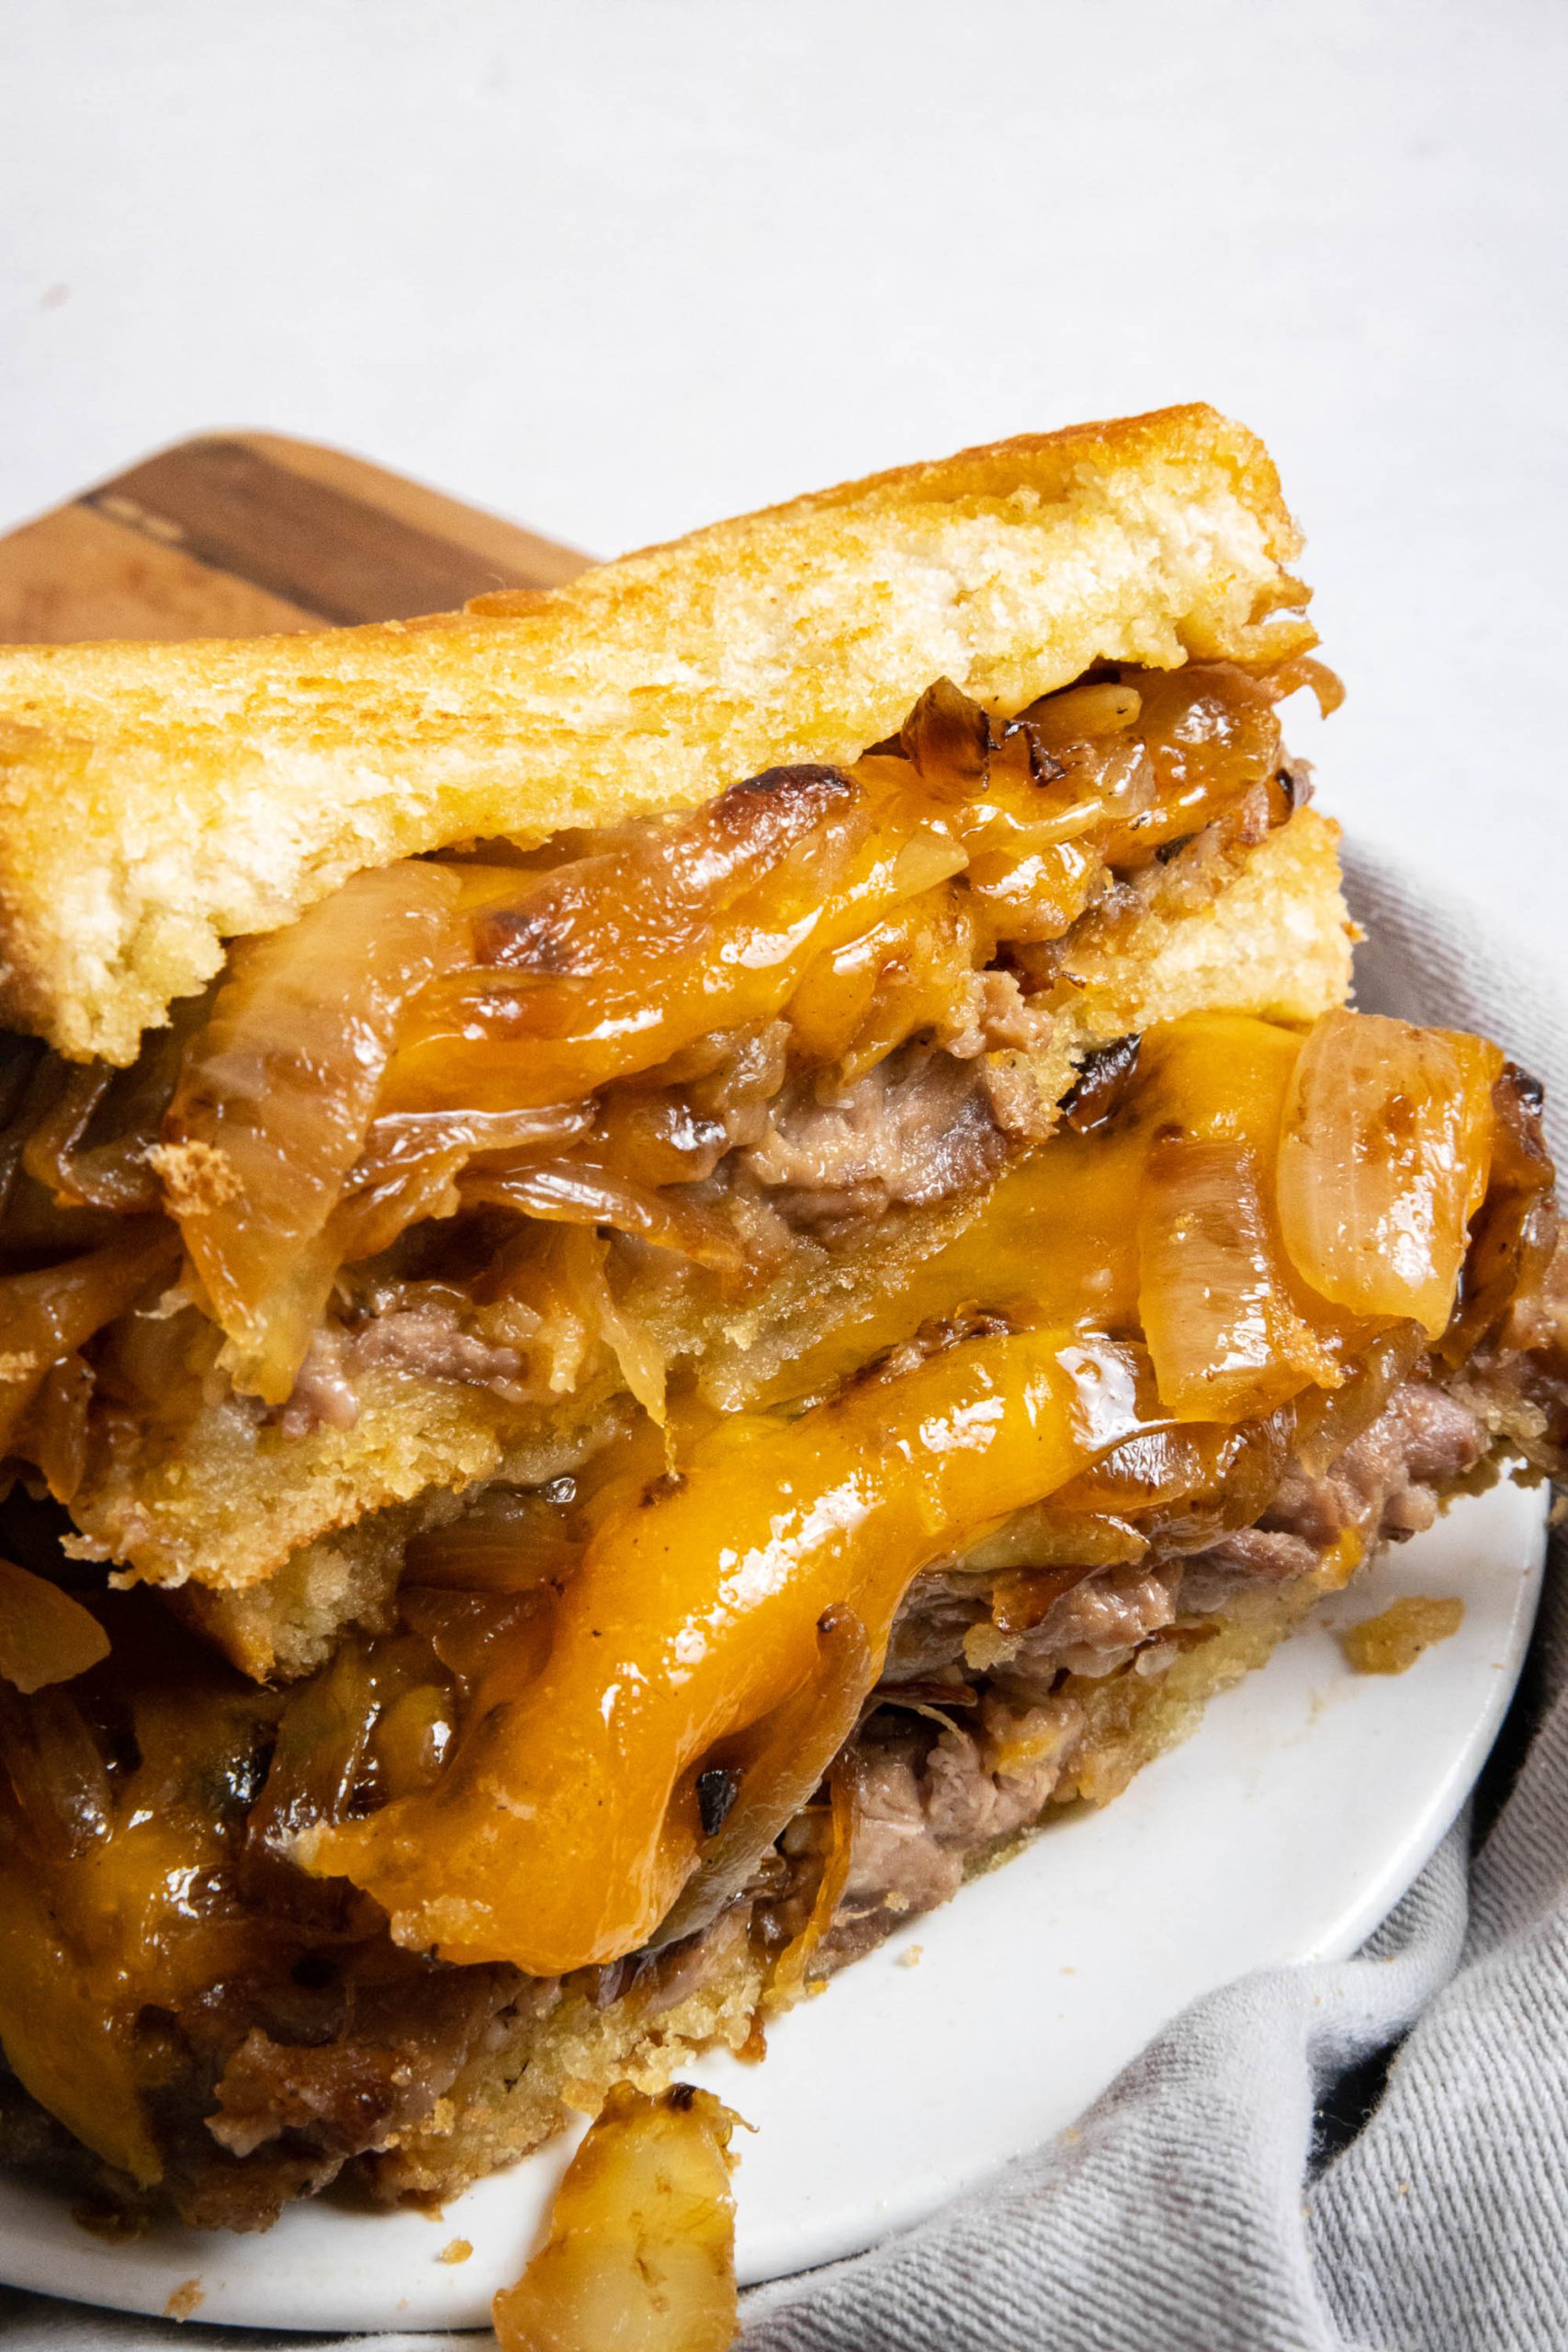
[2, 0, 1563, 958]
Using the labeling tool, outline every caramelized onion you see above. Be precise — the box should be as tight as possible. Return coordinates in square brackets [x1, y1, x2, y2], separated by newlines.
[0, 1224, 178, 1459]
[1023, 677, 1143, 749]
[586, 1090, 728, 1190]
[492, 2083, 741, 2352]
[0, 1603, 283, 2188]
[1121, 1411, 1296, 1552]
[462, 1159, 747, 1276]
[18, 1353, 94, 1503]
[898, 676, 993, 791]
[0, 1809, 162, 2183]
[405, 1488, 580, 1596]
[22, 1003, 205, 1216]
[768, 1747, 860, 2007]
[586, 1250, 671, 1424]
[470, 763, 854, 972]
[985, 1562, 1102, 1634]
[0, 1560, 109, 1694]
[246, 1640, 380, 1857]
[1138, 1136, 1341, 1419]
[1117, 664, 1282, 862]
[1292, 1325, 1425, 1479]
[160, 863, 466, 1403]
[1437, 1063, 1559, 1368]
[0, 1683, 112, 1862]
[399, 1587, 550, 1704]
[1060, 1034, 1141, 1135]
[1052, 1410, 1294, 1546]
[21, 1067, 115, 1203]
[1276, 1011, 1503, 1339]
[1258, 652, 1346, 716]
[333, 1101, 594, 1263]
[368, 1683, 456, 1801]
[381, 777, 964, 1116]
[964, 1510, 1146, 1583]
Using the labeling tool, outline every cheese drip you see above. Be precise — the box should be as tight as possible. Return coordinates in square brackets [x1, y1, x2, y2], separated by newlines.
[300, 1012, 1499, 1973]
[0, 1009, 1515, 2182]
[302, 1324, 1166, 1971]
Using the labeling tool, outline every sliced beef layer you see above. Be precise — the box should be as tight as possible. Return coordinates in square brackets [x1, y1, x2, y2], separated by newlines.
[818, 1690, 1086, 1935]
[280, 1306, 532, 1438]
[742, 1049, 1014, 1229]
[1263, 1382, 1486, 1548]
[817, 1374, 1494, 1960]
[276, 1008, 1054, 1432]
[152, 1945, 531, 2233]
[0, 1939, 531, 2235]
[0, 1365, 1525, 2232]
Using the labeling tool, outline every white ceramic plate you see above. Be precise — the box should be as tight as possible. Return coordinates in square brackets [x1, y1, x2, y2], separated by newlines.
[0, 1473, 1544, 2333]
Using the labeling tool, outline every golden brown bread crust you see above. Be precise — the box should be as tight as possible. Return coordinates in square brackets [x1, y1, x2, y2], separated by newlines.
[0, 405, 1314, 1063]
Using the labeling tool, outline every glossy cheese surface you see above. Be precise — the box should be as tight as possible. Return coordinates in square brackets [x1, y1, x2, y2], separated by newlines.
[0, 1004, 1530, 2182]
[299, 1011, 1503, 1973]
[304, 1325, 1166, 1970]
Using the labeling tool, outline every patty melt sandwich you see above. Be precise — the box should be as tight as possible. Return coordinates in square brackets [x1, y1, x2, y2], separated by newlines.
[0, 406, 1562, 2235]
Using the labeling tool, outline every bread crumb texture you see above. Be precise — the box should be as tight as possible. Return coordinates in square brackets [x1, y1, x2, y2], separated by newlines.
[0, 406, 1313, 1063]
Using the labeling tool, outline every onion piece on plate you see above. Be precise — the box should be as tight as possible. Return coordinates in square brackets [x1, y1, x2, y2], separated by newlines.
[492, 2083, 742, 2352]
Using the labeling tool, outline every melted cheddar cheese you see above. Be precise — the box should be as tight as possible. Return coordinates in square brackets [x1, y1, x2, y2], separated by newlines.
[0, 1005, 1527, 2181]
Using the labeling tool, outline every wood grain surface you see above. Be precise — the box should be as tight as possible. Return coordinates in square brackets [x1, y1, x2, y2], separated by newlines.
[0, 432, 593, 643]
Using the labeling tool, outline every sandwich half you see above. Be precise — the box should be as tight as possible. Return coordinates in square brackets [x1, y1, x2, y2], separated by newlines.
[0, 406, 1561, 2233]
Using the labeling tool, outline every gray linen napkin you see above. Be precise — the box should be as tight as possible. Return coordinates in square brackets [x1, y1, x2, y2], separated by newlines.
[3, 842, 1563, 2352]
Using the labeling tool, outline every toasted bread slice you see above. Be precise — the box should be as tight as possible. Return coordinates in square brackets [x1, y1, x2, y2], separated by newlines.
[0, 405, 1313, 1064]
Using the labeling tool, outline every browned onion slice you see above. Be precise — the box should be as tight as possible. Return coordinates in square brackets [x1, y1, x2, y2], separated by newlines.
[20, 1068, 115, 1203]
[333, 1102, 595, 1263]
[899, 675, 993, 791]
[405, 1488, 580, 1596]
[491, 2082, 741, 2352]
[1436, 1063, 1558, 1370]
[1258, 652, 1347, 715]
[1138, 1135, 1341, 1419]
[462, 1159, 748, 1275]
[0, 1560, 109, 1694]
[0, 1681, 112, 1862]
[159, 864, 467, 1402]
[358, 1102, 595, 1171]
[768, 1745, 861, 2008]
[1023, 678, 1143, 749]
[18, 1354, 94, 1504]
[22, 1001, 207, 1216]
[0, 1223, 178, 1459]
[1276, 1011, 1504, 1339]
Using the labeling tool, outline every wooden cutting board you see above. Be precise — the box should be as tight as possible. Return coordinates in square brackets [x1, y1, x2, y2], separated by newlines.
[0, 432, 593, 642]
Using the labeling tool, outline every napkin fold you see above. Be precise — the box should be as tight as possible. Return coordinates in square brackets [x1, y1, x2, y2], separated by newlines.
[4, 843, 1563, 2352]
